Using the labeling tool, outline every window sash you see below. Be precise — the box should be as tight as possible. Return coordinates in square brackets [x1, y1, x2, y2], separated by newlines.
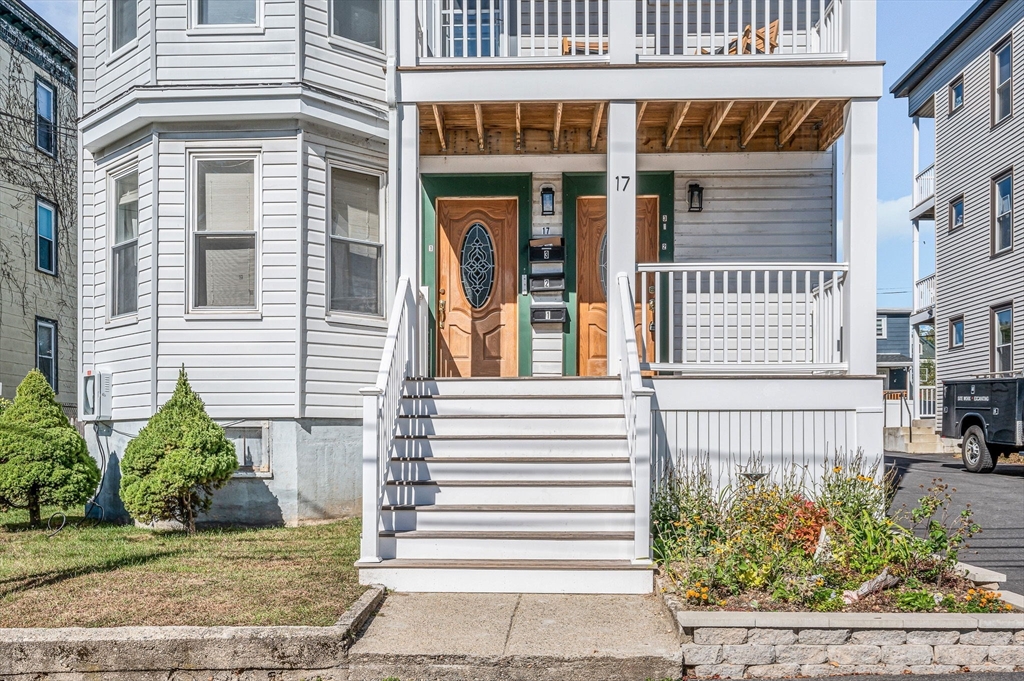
[36, 320, 57, 391]
[37, 201, 56, 273]
[950, 80, 963, 110]
[329, 235, 382, 315]
[951, 199, 964, 230]
[995, 175, 1013, 252]
[994, 308, 1013, 372]
[112, 0, 138, 51]
[951, 319, 964, 348]
[994, 44, 1013, 123]
[194, 233, 257, 308]
[35, 80, 55, 154]
[197, 0, 258, 25]
[113, 240, 139, 317]
[331, 0, 382, 48]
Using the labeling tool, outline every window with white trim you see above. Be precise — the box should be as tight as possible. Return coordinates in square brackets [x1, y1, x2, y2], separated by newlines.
[225, 425, 270, 473]
[993, 40, 1013, 124]
[994, 306, 1013, 373]
[876, 316, 887, 339]
[994, 173, 1013, 253]
[112, 170, 139, 317]
[36, 318, 57, 392]
[950, 317, 964, 349]
[35, 78, 55, 156]
[193, 157, 257, 309]
[197, 0, 257, 25]
[331, 0, 382, 48]
[112, 0, 138, 52]
[329, 166, 382, 315]
[36, 198, 56, 274]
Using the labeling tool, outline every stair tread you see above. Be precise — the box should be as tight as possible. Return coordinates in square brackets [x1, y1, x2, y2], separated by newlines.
[404, 394, 622, 400]
[390, 457, 630, 464]
[386, 479, 631, 487]
[394, 434, 626, 441]
[378, 530, 634, 540]
[381, 504, 635, 512]
[397, 413, 624, 419]
[357, 558, 651, 571]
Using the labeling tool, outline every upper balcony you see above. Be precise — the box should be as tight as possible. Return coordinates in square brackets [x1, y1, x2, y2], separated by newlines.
[416, 0, 847, 62]
[910, 163, 935, 220]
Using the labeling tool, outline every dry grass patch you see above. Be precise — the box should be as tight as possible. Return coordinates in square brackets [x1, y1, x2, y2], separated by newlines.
[0, 509, 364, 627]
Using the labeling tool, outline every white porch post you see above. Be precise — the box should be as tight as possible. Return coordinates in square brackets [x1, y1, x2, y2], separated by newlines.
[606, 100, 637, 374]
[842, 0, 876, 61]
[911, 219, 920, 418]
[608, 0, 635, 65]
[842, 99, 878, 376]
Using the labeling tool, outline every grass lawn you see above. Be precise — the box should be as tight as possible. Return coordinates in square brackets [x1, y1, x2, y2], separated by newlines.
[0, 509, 365, 628]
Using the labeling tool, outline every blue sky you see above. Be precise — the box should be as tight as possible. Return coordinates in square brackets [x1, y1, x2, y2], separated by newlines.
[26, 0, 974, 307]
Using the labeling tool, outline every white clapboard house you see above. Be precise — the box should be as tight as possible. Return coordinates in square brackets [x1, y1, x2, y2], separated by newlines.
[78, 0, 882, 592]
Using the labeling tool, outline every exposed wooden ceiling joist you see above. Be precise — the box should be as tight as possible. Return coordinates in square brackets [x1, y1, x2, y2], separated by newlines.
[552, 102, 563, 151]
[664, 101, 691, 149]
[636, 101, 648, 131]
[702, 101, 734, 149]
[740, 100, 776, 149]
[431, 104, 447, 153]
[515, 103, 522, 151]
[779, 100, 820, 148]
[473, 103, 484, 151]
[818, 104, 845, 151]
[590, 102, 605, 151]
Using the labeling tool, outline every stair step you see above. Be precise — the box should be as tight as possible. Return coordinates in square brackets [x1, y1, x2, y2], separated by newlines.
[406, 377, 622, 397]
[400, 396, 623, 417]
[377, 532, 634, 560]
[383, 480, 633, 506]
[396, 414, 626, 437]
[393, 436, 628, 458]
[381, 505, 635, 532]
[388, 457, 631, 481]
[379, 530, 633, 540]
[381, 504, 634, 512]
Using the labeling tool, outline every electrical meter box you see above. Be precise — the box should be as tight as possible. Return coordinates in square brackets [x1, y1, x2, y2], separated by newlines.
[81, 369, 112, 421]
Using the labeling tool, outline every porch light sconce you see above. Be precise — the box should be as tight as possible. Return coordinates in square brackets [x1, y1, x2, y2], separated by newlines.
[540, 185, 556, 216]
[687, 182, 704, 213]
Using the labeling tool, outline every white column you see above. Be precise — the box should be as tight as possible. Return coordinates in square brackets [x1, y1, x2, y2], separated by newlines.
[842, 99, 878, 376]
[608, 0, 635, 65]
[911, 218, 920, 419]
[911, 116, 920, 184]
[396, 0, 418, 66]
[842, 0, 876, 61]
[396, 103, 420, 289]
[606, 101, 637, 374]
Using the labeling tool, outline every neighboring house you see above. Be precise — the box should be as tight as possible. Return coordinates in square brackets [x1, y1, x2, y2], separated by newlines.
[892, 0, 1022, 423]
[0, 0, 77, 410]
[80, 0, 883, 592]
[877, 308, 913, 394]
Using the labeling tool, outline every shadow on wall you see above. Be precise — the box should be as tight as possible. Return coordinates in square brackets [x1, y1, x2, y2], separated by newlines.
[90, 423, 129, 523]
[204, 477, 285, 527]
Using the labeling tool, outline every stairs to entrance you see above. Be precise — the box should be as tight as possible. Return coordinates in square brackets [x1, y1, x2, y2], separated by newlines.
[356, 377, 653, 594]
[884, 419, 959, 455]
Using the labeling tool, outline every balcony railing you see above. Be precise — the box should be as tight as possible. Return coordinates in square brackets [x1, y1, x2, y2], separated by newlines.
[914, 164, 935, 207]
[638, 0, 843, 58]
[914, 273, 935, 313]
[418, 0, 608, 58]
[637, 263, 848, 374]
[917, 386, 936, 419]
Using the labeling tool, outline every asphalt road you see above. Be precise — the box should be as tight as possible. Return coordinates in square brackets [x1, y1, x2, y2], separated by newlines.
[886, 451, 1024, 596]
[751, 674, 1019, 681]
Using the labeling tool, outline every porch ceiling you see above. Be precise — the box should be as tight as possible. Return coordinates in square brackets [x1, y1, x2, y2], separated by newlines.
[418, 100, 846, 156]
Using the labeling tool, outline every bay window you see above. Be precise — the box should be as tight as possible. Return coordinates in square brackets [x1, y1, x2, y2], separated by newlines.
[112, 170, 139, 317]
[329, 166, 382, 316]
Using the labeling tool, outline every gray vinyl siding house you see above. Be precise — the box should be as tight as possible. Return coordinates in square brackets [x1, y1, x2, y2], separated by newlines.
[892, 0, 1024, 417]
[877, 309, 912, 392]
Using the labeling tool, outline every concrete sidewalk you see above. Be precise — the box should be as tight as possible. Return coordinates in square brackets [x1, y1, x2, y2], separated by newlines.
[348, 592, 683, 681]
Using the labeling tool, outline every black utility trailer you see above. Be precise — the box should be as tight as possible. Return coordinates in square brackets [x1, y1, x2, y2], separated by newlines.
[941, 377, 1024, 473]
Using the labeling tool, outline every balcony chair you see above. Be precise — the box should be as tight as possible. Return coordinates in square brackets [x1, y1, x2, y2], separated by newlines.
[699, 19, 779, 55]
[561, 36, 608, 55]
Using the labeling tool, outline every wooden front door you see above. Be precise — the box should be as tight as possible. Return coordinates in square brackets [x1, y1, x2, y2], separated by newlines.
[437, 198, 518, 377]
[577, 196, 659, 377]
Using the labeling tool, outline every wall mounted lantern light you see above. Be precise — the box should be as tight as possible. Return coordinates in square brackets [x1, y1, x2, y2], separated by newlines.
[687, 182, 704, 212]
[540, 185, 556, 216]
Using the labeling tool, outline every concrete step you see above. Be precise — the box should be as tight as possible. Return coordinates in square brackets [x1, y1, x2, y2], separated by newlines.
[393, 435, 628, 458]
[377, 531, 635, 560]
[913, 418, 937, 429]
[388, 457, 632, 482]
[396, 414, 626, 437]
[400, 395, 623, 417]
[383, 480, 633, 506]
[407, 377, 622, 397]
[381, 505, 635, 532]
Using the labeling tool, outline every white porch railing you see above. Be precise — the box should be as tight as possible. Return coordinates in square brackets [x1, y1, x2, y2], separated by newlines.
[360, 277, 425, 563]
[636, 263, 848, 374]
[914, 273, 936, 313]
[637, 0, 844, 57]
[918, 386, 937, 419]
[914, 164, 935, 207]
[615, 273, 654, 563]
[418, 0, 609, 58]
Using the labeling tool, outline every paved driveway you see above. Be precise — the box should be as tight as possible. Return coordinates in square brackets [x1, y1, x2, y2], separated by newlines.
[887, 452, 1024, 595]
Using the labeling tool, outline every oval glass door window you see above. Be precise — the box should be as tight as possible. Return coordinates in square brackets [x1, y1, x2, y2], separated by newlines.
[598, 231, 608, 300]
[460, 222, 495, 309]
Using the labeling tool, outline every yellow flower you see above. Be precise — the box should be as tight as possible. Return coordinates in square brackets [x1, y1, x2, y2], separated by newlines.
[833, 466, 842, 473]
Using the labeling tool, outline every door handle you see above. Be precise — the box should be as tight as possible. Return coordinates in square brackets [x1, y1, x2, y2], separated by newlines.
[438, 300, 446, 329]
[647, 299, 655, 311]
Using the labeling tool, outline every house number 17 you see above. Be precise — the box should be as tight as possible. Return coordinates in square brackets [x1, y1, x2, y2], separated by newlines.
[615, 175, 630, 191]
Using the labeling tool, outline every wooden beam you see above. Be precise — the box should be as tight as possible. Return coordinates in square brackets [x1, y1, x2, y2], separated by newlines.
[636, 101, 648, 131]
[778, 99, 820, 148]
[552, 102, 563, 151]
[739, 100, 777, 149]
[474, 103, 485, 151]
[817, 103, 845, 151]
[515, 103, 522, 151]
[431, 104, 447, 152]
[590, 102, 605, 151]
[664, 101, 691, 149]
[702, 100, 734, 148]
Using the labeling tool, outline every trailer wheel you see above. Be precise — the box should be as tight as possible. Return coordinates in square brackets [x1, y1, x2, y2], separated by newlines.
[962, 426, 996, 473]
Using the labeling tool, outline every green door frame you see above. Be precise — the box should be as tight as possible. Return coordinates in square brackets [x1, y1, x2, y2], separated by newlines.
[561, 172, 674, 376]
[421, 174, 533, 377]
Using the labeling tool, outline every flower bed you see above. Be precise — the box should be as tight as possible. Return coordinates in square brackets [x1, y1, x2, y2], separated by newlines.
[653, 452, 1014, 614]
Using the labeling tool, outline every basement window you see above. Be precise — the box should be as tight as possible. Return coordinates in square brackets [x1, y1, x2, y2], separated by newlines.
[225, 424, 270, 475]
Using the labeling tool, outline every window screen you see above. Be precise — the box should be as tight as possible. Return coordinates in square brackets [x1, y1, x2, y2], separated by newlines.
[194, 159, 257, 308]
[330, 167, 382, 314]
[332, 0, 381, 48]
[198, 0, 257, 25]
[113, 172, 139, 316]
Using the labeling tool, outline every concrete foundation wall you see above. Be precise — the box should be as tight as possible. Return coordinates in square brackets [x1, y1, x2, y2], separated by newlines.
[85, 419, 361, 526]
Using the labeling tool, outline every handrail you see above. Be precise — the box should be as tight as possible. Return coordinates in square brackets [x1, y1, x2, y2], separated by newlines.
[616, 273, 654, 564]
[637, 261, 850, 272]
[360, 277, 420, 563]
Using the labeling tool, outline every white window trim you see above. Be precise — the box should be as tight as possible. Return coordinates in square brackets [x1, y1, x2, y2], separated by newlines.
[876, 316, 887, 340]
[107, 0, 140, 63]
[185, 148, 263, 318]
[993, 39, 1013, 125]
[326, 0, 386, 57]
[225, 420, 272, 478]
[187, 0, 265, 35]
[993, 306, 1013, 373]
[35, 317, 58, 393]
[36, 197, 57, 275]
[993, 172, 1013, 254]
[107, 162, 141, 323]
[34, 78, 56, 158]
[324, 159, 387, 324]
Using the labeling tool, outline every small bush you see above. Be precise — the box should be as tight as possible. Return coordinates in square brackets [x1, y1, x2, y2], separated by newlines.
[0, 370, 100, 526]
[119, 368, 237, 533]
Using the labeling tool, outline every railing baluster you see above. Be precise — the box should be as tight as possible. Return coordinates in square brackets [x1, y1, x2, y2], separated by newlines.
[681, 269, 688, 363]
[584, 0, 590, 56]
[642, 270, 649, 362]
[696, 269, 702, 363]
[598, 0, 604, 54]
[710, 0, 716, 56]
[670, 0, 676, 56]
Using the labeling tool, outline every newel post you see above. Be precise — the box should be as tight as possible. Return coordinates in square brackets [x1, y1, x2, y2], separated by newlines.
[359, 387, 383, 563]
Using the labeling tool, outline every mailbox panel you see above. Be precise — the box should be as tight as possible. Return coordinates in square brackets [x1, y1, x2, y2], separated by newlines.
[529, 274, 565, 292]
[531, 306, 568, 324]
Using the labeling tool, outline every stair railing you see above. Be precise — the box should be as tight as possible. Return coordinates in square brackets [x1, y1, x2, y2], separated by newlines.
[360, 277, 421, 563]
[616, 273, 655, 563]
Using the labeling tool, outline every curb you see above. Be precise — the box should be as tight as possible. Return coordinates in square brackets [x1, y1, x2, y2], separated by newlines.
[335, 584, 387, 638]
